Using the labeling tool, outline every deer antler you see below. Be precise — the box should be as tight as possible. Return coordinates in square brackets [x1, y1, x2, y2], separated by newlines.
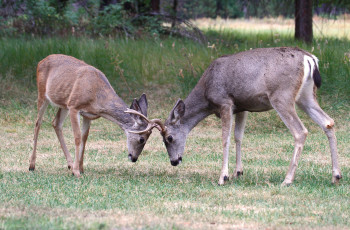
[124, 109, 166, 134]
[124, 108, 151, 123]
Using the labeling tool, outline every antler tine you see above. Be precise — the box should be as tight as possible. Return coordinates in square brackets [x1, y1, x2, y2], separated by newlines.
[150, 119, 167, 134]
[128, 123, 157, 134]
[124, 108, 151, 123]
[125, 109, 167, 134]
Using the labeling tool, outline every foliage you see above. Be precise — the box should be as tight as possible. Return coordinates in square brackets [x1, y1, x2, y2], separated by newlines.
[1, 0, 350, 37]
[0, 0, 164, 37]
[247, 0, 295, 18]
[92, 3, 133, 36]
[177, 0, 295, 19]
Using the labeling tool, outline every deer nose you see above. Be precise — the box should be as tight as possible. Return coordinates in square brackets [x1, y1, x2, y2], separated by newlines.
[128, 154, 138, 163]
[170, 157, 182, 166]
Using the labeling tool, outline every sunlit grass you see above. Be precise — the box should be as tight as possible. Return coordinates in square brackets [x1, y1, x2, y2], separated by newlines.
[194, 15, 350, 40]
[0, 91, 349, 229]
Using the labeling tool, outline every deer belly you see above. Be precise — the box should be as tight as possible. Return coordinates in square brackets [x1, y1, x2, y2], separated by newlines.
[45, 93, 68, 109]
[234, 95, 273, 112]
[80, 111, 100, 120]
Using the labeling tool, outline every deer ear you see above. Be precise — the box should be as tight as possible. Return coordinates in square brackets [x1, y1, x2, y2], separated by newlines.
[169, 99, 185, 124]
[137, 93, 148, 117]
[130, 99, 144, 125]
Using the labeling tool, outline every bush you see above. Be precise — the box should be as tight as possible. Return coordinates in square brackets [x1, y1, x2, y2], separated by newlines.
[0, 0, 166, 37]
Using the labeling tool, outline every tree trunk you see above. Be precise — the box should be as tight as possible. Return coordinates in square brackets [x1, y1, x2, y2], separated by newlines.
[216, 0, 222, 18]
[151, 0, 160, 13]
[243, 0, 248, 19]
[295, 0, 313, 43]
[171, 0, 178, 28]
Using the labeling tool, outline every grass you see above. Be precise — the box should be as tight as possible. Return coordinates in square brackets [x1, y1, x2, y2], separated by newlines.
[194, 15, 350, 40]
[1, 18, 350, 229]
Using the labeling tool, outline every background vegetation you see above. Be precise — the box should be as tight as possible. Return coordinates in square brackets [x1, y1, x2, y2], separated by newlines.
[1, 0, 350, 37]
[1, 1, 350, 229]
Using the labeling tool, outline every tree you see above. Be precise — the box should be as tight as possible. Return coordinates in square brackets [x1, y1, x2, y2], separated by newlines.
[171, 0, 178, 28]
[151, 0, 160, 12]
[295, 0, 313, 43]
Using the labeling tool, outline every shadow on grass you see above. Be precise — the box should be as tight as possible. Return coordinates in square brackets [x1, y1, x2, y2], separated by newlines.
[12, 160, 347, 190]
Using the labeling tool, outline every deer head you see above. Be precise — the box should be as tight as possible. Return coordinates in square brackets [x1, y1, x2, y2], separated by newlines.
[124, 94, 168, 163]
[124, 94, 155, 162]
[160, 99, 187, 166]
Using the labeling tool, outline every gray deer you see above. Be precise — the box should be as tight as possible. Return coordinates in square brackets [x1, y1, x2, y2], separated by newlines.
[29, 54, 162, 177]
[156, 47, 342, 186]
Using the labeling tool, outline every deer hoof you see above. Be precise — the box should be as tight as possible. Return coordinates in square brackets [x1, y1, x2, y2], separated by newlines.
[29, 166, 35, 171]
[281, 180, 293, 187]
[218, 175, 229, 185]
[67, 162, 73, 170]
[234, 171, 243, 178]
[332, 174, 342, 184]
[72, 170, 81, 178]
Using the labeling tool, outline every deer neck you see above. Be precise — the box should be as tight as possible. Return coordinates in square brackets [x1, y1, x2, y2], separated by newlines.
[182, 84, 211, 133]
[100, 94, 135, 131]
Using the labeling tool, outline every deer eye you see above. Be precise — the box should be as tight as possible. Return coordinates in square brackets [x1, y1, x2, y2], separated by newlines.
[139, 137, 145, 144]
[167, 135, 173, 143]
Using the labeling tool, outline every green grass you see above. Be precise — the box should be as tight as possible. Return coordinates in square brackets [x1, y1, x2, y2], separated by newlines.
[0, 28, 350, 229]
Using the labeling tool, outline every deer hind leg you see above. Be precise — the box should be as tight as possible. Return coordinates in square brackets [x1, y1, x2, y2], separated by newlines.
[79, 117, 91, 174]
[52, 108, 73, 170]
[69, 109, 82, 178]
[218, 103, 233, 185]
[271, 100, 308, 186]
[29, 99, 49, 171]
[233, 111, 248, 178]
[296, 96, 342, 184]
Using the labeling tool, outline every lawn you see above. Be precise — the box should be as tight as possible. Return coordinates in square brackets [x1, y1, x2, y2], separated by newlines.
[0, 17, 350, 229]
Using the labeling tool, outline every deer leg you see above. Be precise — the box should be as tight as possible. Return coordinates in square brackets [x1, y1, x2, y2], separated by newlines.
[297, 99, 342, 184]
[218, 104, 233, 185]
[69, 109, 82, 178]
[272, 101, 308, 186]
[79, 117, 91, 174]
[52, 108, 73, 170]
[233, 111, 248, 178]
[29, 99, 49, 171]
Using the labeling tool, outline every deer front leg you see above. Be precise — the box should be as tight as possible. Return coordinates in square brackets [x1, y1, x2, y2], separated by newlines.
[79, 117, 91, 174]
[52, 108, 73, 170]
[69, 109, 82, 178]
[29, 99, 49, 171]
[218, 104, 233, 185]
[234, 111, 247, 178]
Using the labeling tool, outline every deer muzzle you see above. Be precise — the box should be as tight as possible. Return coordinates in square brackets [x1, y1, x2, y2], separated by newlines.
[170, 156, 182, 166]
[128, 154, 138, 163]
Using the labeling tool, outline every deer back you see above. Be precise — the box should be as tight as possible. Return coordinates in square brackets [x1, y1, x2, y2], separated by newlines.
[37, 54, 125, 114]
[202, 47, 311, 113]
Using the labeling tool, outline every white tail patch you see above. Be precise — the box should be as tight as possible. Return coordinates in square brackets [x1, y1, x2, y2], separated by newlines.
[295, 55, 317, 101]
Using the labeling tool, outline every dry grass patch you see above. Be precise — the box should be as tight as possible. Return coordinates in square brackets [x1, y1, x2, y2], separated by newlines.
[194, 15, 350, 39]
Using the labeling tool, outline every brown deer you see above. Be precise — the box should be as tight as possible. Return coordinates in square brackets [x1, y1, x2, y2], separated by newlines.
[29, 54, 161, 177]
[157, 47, 342, 186]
